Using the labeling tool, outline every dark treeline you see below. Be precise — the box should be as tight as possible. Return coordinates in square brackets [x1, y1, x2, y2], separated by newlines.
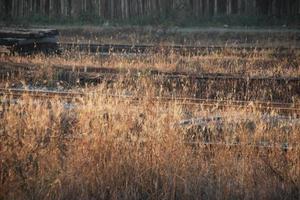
[0, 0, 299, 21]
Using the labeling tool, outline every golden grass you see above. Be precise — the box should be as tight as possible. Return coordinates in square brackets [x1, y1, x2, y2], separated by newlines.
[1, 48, 299, 77]
[0, 46, 299, 199]
[0, 88, 299, 200]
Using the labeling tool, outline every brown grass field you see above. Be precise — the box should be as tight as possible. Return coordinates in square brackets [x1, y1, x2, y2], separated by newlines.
[1, 47, 300, 77]
[0, 34, 300, 200]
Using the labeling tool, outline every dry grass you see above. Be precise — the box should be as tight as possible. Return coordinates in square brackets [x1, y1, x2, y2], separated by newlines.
[0, 87, 299, 200]
[0, 45, 300, 199]
[1, 48, 299, 77]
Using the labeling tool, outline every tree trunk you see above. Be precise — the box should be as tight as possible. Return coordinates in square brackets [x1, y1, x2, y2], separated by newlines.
[267, 0, 271, 16]
[110, 0, 114, 19]
[12, 0, 16, 17]
[138, 0, 143, 16]
[214, 0, 218, 16]
[238, 0, 242, 14]
[245, 0, 254, 15]
[227, 0, 232, 15]
[0, 0, 2, 18]
[49, 0, 53, 16]
[253, 0, 256, 14]
[98, 0, 102, 17]
[71, 0, 81, 17]
[199, 0, 203, 16]
[40, 0, 43, 15]
[125, 0, 129, 18]
[286, 0, 290, 16]
[19, 0, 23, 17]
[61, 0, 64, 15]
[205, 0, 209, 16]
[1, 0, 6, 18]
[272, 0, 277, 16]
[121, 0, 124, 19]
[29, 0, 32, 13]
[2, 0, 9, 18]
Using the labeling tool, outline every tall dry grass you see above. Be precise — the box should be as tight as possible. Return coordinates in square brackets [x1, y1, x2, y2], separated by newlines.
[0, 87, 299, 200]
[0, 45, 299, 199]
[1, 48, 299, 77]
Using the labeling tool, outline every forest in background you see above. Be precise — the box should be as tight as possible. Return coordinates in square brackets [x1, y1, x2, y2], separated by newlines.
[0, 0, 300, 26]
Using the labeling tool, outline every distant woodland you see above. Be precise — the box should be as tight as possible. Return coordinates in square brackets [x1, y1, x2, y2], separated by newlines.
[0, 0, 299, 22]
